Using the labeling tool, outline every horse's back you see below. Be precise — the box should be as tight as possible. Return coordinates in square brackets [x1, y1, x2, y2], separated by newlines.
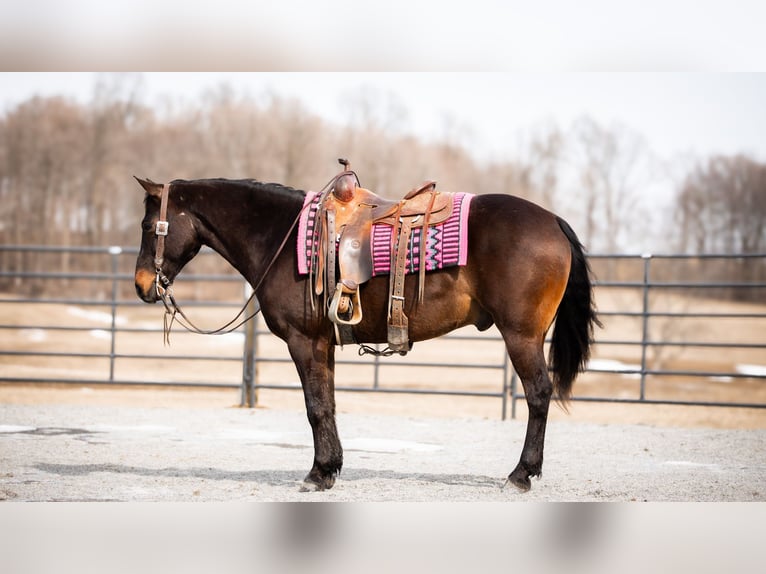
[469, 194, 566, 243]
[467, 194, 571, 270]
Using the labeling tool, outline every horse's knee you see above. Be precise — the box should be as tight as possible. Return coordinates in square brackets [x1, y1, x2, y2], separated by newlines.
[303, 389, 335, 421]
[306, 402, 335, 429]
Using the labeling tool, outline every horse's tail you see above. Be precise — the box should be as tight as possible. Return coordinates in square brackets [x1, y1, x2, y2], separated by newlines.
[549, 217, 602, 403]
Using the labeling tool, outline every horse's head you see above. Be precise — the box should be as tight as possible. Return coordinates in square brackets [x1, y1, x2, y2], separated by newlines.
[134, 177, 201, 303]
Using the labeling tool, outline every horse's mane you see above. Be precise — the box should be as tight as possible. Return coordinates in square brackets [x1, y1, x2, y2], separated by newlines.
[170, 178, 306, 199]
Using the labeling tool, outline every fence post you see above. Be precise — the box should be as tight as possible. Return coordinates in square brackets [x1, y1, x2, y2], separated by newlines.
[640, 253, 652, 401]
[241, 284, 258, 408]
[108, 246, 122, 383]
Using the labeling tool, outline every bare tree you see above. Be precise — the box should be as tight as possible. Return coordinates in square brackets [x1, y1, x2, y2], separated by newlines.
[516, 120, 564, 210]
[568, 117, 655, 254]
[263, 95, 326, 189]
[675, 154, 766, 301]
[677, 155, 766, 254]
[336, 85, 413, 197]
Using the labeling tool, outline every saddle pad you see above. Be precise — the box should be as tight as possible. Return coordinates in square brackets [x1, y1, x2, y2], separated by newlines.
[370, 192, 472, 276]
[297, 191, 473, 277]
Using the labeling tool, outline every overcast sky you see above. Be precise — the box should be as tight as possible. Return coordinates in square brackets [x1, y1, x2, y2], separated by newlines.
[3, 72, 766, 168]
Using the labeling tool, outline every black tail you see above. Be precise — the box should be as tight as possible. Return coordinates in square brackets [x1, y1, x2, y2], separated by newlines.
[549, 217, 602, 402]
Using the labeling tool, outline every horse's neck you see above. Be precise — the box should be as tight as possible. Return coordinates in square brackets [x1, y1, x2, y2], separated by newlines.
[194, 184, 301, 284]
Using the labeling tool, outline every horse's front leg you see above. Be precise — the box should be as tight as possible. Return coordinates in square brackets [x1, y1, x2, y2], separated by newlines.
[287, 332, 343, 491]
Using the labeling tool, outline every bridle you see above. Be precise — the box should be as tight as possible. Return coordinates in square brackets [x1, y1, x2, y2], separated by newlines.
[151, 181, 303, 343]
[153, 181, 172, 297]
[150, 165, 353, 343]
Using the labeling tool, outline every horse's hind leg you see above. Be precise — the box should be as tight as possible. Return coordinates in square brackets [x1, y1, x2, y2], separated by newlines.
[502, 334, 553, 491]
[287, 333, 343, 491]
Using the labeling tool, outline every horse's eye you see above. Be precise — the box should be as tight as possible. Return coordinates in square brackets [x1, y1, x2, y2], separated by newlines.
[141, 220, 153, 233]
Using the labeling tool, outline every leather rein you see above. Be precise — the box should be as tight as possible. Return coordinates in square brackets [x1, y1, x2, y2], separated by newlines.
[152, 182, 303, 343]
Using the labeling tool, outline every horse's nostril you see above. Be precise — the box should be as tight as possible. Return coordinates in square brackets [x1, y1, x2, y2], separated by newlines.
[136, 283, 150, 301]
[135, 283, 153, 303]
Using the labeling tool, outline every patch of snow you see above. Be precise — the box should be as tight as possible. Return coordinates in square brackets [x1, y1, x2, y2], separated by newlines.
[209, 332, 245, 345]
[20, 328, 47, 342]
[218, 429, 298, 442]
[587, 359, 642, 378]
[344, 437, 443, 453]
[662, 461, 721, 471]
[736, 364, 766, 378]
[88, 424, 176, 434]
[67, 306, 126, 326]
[0, 425, 36, 433]
[89, 329, 111, 340]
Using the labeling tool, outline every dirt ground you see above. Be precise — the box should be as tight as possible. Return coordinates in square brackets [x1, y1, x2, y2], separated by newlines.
[1, 386, 764, 502]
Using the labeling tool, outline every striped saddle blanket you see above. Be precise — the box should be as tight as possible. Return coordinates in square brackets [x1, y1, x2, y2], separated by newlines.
[297, 191, 473, 277]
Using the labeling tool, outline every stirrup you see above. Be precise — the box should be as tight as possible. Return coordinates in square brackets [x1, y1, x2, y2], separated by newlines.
[328, 283, 363, 325]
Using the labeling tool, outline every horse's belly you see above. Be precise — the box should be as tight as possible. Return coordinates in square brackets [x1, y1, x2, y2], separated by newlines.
[355, 295, 482, 344]
[407, 294, 480, 341]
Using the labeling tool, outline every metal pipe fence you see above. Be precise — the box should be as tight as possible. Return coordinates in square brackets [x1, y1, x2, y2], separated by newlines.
[1, 245, 764, 419]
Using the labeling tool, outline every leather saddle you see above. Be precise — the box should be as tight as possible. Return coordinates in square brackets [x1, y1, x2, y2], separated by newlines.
[310, 161, 453, 354]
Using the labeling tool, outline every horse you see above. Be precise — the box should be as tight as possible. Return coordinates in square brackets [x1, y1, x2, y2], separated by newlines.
[133, 175, 600, 492]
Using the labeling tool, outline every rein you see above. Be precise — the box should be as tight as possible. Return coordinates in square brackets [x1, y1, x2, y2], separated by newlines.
[153, 181, 305, 343]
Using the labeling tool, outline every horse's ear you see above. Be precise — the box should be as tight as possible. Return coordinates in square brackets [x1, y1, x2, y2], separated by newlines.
[134, 176, 163, 198]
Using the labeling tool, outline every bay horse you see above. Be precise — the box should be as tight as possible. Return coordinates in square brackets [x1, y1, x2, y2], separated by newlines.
[133, 175, 599, 492]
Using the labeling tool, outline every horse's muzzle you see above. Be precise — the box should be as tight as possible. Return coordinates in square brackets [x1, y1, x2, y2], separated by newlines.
[135, 269, 160, 303]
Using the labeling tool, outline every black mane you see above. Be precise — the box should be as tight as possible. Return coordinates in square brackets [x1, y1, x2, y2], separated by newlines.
[170, 178, 306, 199]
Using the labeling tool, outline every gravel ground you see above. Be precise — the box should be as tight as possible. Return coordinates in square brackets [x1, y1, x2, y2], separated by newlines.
[1, 403, 764, 502]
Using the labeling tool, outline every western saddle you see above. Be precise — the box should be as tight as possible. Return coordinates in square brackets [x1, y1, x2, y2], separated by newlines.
[310, 159, 454, 354]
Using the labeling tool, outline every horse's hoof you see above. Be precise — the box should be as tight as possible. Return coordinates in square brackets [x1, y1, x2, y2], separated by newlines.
[300, 473, 336, 492]
[507, 475, 531, 492]
[506, 467, 532, 492]
[299, 480, 321, 493]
